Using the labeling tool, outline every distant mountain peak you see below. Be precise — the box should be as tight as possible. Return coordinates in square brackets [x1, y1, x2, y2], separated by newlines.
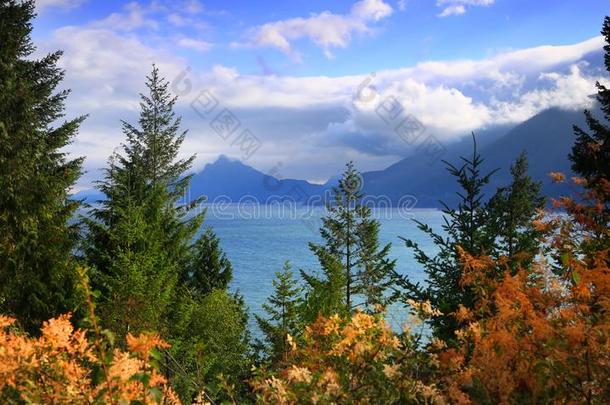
[213, 154, 238, 164]
[188, 155, 327, 203]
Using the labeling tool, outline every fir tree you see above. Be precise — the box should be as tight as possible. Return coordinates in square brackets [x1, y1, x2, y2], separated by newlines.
[167, 289, 252, 402]
[185, 226, 233, 297]
[487, 152, 545, 269]
[255, 261, 302, 363]
[83, 66, 203, 337]
[0, 0, 84, 333]
[393, 135, 497, 342]
[81, 67, 253, 400]
[571, 16, 610, 188]
[570, 16, 610, 238]
[301, 162, 395, 321]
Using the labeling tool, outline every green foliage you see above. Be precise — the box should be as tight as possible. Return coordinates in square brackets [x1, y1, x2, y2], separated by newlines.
[83, 66, 203, 338]
[570, 16, 610, 242]
[185, 226, 233, 297]
[487, 152, 545, 269]
[255, 261, 302, 363]
[168, 225, 252, 401]
[80, 66, 254, 402]
[0, 0, 85, 334]
[90, 192, 182, 337]
[301, 162, 395, 322]
[570, 16, 610, 189]
[393, 135, 498, 342]
[167, 289, 252, 402]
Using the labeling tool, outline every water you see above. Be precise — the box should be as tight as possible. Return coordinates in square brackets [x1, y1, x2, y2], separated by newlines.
[202, 205, 445, 333]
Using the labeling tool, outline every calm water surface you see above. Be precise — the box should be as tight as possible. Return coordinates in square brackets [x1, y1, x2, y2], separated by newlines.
[202, 206, 446, 333]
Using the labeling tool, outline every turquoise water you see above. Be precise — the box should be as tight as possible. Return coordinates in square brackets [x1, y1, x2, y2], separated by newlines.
[202, 205, 445, 333]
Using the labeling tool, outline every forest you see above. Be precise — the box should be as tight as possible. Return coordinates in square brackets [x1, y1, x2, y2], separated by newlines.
[1, 1, 610, 403]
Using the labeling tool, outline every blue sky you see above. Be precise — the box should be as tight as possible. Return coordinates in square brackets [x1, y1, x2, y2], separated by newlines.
[31, 0, 610, 188]
[36, 0, 608, 75]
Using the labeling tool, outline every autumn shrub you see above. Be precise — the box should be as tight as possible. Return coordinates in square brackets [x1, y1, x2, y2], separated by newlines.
[0, 266, 190, 404]
[0, 313, 182, 404]
[250, 310, 442, 404]
[433, 176, 610, 404]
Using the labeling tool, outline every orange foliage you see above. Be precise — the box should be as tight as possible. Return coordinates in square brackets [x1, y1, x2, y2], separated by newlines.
[549, 171, 566, 183]
[435, 184, 610, 403]
[252, 175, 610, 403]
[0, 314, 180, 404]
[251, 311, 442, 404]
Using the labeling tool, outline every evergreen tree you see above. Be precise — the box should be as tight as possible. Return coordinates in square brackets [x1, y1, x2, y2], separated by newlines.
[0, 0, 84, 333]
[255, 261, 302, 363]
[185, 226, 233, 297]
[168, 289, 252, 402]
[487, 152, 545, 269]
[83, 66, 203, 337]
[393, 135, 497, 342]
[81, 66, 253, 400]
[301, 162, 395, 321]
[300, 248, 346, 322]
[167, 224, 253, 402]
[570, 16, 610, 237]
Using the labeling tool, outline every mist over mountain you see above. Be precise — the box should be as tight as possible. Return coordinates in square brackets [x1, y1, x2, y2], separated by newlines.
[363, 106, 592, 206]
[75, 106, 593, 208]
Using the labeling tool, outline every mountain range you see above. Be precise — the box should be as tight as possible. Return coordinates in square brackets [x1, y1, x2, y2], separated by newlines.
[362, 107, 591, 206]
[76, 106, 596, 208]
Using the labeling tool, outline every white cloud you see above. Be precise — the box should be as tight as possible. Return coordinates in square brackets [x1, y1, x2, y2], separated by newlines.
[36, 0, 85, 11]
[177, 37, 212, 52]
[40, 3, 604, 187]
[436, 0, 495, 17]
[189, 35, 603, 162]
[37, 24, 187, 183]
[397, 0, 407, 11]
[166, 7, 208, 30]
[378, 36, 603, 87]
[351, 0, 393, 21]
[489, 64, 605, 124]
[167, 13, 188, 26]
[91, 1, 208, 32]
[438, 5, 465, 17]
[184, 0, 203, 14]
[93, 2, 158, 31]
[233, 0, 393, 60]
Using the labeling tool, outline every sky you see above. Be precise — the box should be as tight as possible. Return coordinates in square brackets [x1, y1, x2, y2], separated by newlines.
[31, 0, 610, 189]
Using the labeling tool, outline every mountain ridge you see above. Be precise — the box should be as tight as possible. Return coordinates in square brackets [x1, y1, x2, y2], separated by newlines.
[75, 106, 595, 207]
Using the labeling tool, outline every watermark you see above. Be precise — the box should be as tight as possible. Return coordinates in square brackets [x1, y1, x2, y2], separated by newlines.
[354, 73, 446, 165]
[172, 68, 262, 162]
[183, 192, 418, 223]
[168, 67, 421, 229]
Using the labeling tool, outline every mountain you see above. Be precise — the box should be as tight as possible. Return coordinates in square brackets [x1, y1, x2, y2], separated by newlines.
[72, 188, 105, 204]
[75, 107, 593, 208]
[477, 108, 588, 198]
[72, 155, 327, 206]
[362, 124, 512, 206]
[187, 155, 325, 204]
[363, 107, 592, 207]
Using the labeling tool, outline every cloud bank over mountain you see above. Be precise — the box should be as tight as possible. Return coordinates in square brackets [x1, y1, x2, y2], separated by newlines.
[33, 1, 607, 190]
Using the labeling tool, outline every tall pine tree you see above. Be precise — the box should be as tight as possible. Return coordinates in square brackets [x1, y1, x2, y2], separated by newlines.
[393, 135, 497, 342]
[570, 16, 610, 245]
[82, 67, 253, 400]
[0, 0, 84, 333]
[83, 66, 203, 337]
[301, 162, 395, 321]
